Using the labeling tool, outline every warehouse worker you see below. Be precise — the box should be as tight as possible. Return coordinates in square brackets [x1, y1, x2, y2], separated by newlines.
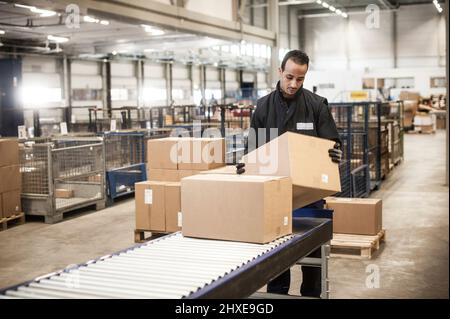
[237, 50, 342, 297]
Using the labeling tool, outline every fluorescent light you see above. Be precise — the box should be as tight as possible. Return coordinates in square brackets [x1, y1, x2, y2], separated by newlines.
[84, 15, 99, 23]
[342, 12, 348, 18]
[15, 4, 56, 17]
[84, 15, 109, 25]
[0, 30, 5, 35]
[433, 0, 442, 13]
[322, 2, 329, 8]
[329, 5, 336, 11]
[316, 0, 322, 3]
[47, 35, 69, 43]
[336, 9, 342, 14]
[141, 24, 165, 36]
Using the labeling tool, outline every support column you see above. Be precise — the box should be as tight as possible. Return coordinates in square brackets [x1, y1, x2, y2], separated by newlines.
[268, 0, 279, 89]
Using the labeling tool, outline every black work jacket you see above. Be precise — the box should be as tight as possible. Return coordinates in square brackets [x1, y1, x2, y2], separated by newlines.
[250, 82, 341, 146]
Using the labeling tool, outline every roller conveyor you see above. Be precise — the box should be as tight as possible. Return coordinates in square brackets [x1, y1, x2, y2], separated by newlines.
[0, 217, 332, 299]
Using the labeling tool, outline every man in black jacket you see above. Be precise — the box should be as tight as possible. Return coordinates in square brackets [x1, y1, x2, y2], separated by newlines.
[237, 50, 342, 297]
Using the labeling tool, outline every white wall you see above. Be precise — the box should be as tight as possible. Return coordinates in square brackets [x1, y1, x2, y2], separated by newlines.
[279, 6, 300, 50]
[302, 4, 447, 100]
[185, 0, 233, 22]
[304, 4, 446, 70]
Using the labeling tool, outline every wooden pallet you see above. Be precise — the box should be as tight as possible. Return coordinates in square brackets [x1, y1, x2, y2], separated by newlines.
[0, 213, 26, 232]
[330, 229, 386, 259]
[134, 229, 170, 243]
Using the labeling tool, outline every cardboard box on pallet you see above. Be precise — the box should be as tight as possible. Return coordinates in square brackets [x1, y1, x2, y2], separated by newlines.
[177, 138, 226, 171]
[147, 168, 204, 182]
[241, 132, 341, 210]
[325, 197, 382, 235]
[147, 137, 226, 171]
[0, 165, 21, 194]
[135, 181, 182, 232]
[1, 189, 21, 218]
[147, 138, 180, 170]
[0, 139, 19, 168]
[135, 181, 166, 231]
[181, 174, 292, 244]
[55, 189, 74, 199]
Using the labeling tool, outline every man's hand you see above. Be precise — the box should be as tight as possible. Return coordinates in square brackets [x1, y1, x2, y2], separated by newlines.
[236, 163, 245, 175]
[328, 142, 342, 164]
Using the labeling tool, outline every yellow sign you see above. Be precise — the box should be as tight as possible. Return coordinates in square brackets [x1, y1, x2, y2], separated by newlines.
[350, 91, 369, 100]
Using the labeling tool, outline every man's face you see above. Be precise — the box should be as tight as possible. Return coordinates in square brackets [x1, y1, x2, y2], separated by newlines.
[278, 59, 308, 98]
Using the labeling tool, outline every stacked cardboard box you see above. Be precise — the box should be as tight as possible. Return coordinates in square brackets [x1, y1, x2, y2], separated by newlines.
[0, 139, 22, 219]
[137, 137, 226, 232]
[146, 137, 226, 182]
[400, 91, 420, 129]
[325, 197, 382, 235]
[180, 132, 341, 243]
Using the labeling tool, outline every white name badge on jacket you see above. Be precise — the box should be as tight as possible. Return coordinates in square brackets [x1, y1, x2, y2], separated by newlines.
[297, 122, 314, 130]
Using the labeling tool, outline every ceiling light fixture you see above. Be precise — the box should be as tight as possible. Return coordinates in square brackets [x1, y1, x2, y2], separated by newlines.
[318, 1, 348, 18]
[47, 35, 69, 43]
[14, 3, 56, 17]
[0, 30, 5, 35]
[433, 0, 443, 13]
[84, 15, 110, 25]
[141, 24, 165, 36]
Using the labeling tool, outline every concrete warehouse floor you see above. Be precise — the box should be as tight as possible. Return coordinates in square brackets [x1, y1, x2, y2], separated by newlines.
[0, 131, 448, 298]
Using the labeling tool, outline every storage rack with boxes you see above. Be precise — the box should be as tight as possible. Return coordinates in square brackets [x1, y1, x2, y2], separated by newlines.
[19, 137, 106, 224]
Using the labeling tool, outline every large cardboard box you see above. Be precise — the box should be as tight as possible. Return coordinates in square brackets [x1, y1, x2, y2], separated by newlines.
[399, 91, 420, 102]
[0, 139, 19, 167]
[325, 197, 382, 235]
[2, 189, 22, 218]
[165, 182, 181, 232]
[241, 132, 341, 209]
[147, 168, 202, 182]
[147, 168, 180, 182]
[135, 181, 166, 231]
[55, 189, 74, 198]
[199, 165, 236, 175]
[181, 174, 292, 244]
[0, 165, 21, 194]
[147, 138, 180, 170]
[178, 138, 225, 171]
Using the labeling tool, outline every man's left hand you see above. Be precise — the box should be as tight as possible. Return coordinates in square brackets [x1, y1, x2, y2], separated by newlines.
[328, 142, 342, 164]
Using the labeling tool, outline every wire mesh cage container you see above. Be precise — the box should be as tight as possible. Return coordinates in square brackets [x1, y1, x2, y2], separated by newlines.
[101, 131, 146, 202]
[19, 137, 106, 224]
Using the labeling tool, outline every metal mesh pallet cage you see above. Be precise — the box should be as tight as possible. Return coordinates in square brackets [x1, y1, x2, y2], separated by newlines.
[19, 137, 106, 224]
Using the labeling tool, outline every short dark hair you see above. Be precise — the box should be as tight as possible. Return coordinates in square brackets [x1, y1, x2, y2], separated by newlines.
[281, 50, 309, 71]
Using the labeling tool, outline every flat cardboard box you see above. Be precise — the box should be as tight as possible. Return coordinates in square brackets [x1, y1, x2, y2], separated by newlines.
[147, 168, 180, 182]
[0, 139, 19, 167]
[135, 181, 166, 231]
[147, 138, 180, 170]
[55, 189, 74, 198]
[241, 132, 341, 209]
[181, 174, 292, 244]
[325, 197, 382, 235]
[0, 165, 21, 194]
[2, 189, 21, 218]
[178, 138, 226, 171]
[165, 182, 181, 232]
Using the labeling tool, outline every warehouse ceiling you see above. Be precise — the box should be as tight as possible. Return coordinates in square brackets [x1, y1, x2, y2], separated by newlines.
[0, 1, 232, 61]
[0, 0, 445, 59]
